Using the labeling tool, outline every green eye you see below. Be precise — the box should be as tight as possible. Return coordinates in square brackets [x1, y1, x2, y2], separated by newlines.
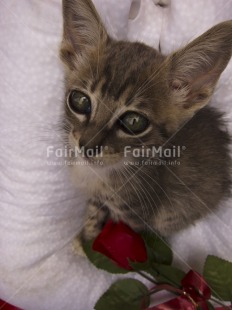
[68, 90, 91, 115]
[119, 112, 149, 134]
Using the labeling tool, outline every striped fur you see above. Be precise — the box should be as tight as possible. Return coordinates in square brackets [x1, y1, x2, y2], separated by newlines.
[60, 0, 232, 240]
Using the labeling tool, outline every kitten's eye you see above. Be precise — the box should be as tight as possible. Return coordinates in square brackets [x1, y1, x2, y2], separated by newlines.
[119, 112, 149, 134]
[68, 90, 91, 115]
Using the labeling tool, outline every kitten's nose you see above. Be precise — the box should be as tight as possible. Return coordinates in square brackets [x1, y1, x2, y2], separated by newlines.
[79, 139, 101, 157]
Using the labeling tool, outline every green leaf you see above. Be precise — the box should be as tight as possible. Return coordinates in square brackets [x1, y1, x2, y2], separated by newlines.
[147, 263, 185, 288]
[94, 279, 150, 310]
[141, 231, 173, 265]
[203, 255, 232, 301]
[83, 239, 128, 274]
[129, 261, 154, 272]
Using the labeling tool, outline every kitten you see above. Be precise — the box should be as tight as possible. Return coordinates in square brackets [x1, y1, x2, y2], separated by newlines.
[60, 0, 232, 241]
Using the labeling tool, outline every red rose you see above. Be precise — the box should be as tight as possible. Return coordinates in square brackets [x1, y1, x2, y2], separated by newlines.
[92, 220, 148, 270]
[0, 300, 23, 310]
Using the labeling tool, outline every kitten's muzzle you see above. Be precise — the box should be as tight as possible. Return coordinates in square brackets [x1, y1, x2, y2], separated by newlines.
[79, 139, 101, 158]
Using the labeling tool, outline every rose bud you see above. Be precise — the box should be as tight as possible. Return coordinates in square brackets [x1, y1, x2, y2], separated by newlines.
[92, 220, 148, 270]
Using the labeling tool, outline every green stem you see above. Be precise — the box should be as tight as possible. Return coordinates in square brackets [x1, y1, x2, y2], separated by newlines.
[136, 270, 158, 284]
[150, 284, 182, 295]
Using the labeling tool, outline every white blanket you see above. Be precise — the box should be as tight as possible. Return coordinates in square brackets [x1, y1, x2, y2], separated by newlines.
[0, 0, 232, 309]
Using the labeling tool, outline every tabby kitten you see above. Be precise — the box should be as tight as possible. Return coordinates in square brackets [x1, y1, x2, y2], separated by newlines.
[60, 0, 232, 241]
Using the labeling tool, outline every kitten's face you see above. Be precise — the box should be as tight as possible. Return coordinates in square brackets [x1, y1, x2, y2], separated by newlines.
[61, 0, 232, 170]
[65, 41, 167, 167]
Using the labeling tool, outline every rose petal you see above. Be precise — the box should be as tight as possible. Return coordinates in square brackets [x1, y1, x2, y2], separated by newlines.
[93, 220, 148, 270]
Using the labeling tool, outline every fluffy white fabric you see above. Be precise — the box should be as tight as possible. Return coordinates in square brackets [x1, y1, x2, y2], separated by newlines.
[0, 0, 231, 309]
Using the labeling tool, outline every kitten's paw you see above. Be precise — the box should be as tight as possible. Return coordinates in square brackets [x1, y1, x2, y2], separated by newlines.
[72, 235, 86, 257]
[81, 223, 101, 242]
[81, 203, 109, 241]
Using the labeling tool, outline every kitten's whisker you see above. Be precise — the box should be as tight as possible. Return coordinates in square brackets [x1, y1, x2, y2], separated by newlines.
[129, 165, 162, 206]
[138, 164, 175, 210]
[133, 75, 167, 101]
[113, 168, 132, 212]
[132, 67, 164, 100]
[125, 164, 156, 222]
[127, 170, 153, 223]
[125, 164, 160, 221]
[122, 165, 150, 223]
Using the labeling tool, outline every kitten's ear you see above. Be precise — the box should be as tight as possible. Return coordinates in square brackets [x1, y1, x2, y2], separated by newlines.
[60, 0, 109, 69]
[167, 20, 232, 115]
